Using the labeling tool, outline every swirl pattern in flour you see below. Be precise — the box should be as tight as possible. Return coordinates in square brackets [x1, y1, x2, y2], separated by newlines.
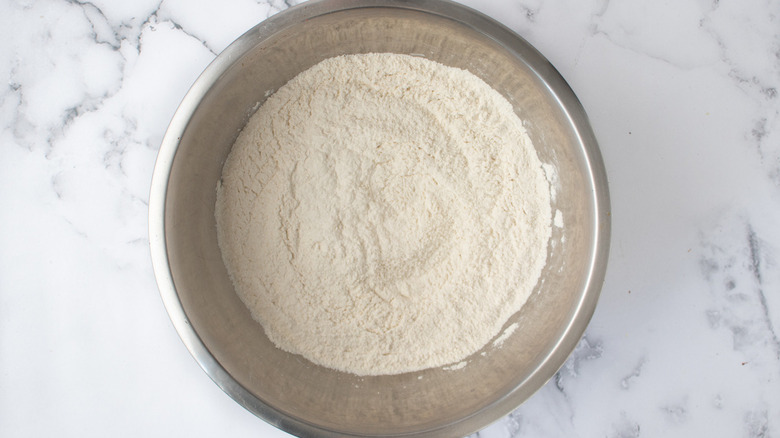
[216, 53, 551, 375]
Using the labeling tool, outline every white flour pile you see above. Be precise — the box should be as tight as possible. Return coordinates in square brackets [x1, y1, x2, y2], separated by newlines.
[216, 53, 551, 376]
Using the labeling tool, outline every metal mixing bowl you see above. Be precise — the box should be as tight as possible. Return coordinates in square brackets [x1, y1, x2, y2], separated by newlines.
[149, 0, 610, 436]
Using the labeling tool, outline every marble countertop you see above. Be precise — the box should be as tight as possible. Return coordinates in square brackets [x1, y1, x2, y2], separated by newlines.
[1, 0, 778, 436]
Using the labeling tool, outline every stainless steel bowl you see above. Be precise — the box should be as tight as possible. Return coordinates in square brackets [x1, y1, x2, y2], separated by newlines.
[149, 1, 610, 436]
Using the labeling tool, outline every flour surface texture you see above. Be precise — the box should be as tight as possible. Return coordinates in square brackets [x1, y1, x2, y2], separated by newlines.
[216, 53, 551, 376]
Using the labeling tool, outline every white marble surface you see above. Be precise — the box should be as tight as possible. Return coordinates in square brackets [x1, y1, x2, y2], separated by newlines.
[1, 0, 778, 436]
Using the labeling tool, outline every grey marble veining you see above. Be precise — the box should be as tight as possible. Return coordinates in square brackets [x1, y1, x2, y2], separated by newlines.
[1, 0, 778, 436]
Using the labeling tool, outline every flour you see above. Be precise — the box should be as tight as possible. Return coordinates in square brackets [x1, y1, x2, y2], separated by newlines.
[216, 53, 551, 376]
[492, 322, 520, 347]
[554, 210, 564, 228]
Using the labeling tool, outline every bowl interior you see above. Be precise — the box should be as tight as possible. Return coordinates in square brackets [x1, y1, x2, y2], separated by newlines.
[162, 4, 604, 437]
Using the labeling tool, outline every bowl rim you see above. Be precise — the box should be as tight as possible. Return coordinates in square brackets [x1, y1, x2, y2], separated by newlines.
[149, 0, 611, 436]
